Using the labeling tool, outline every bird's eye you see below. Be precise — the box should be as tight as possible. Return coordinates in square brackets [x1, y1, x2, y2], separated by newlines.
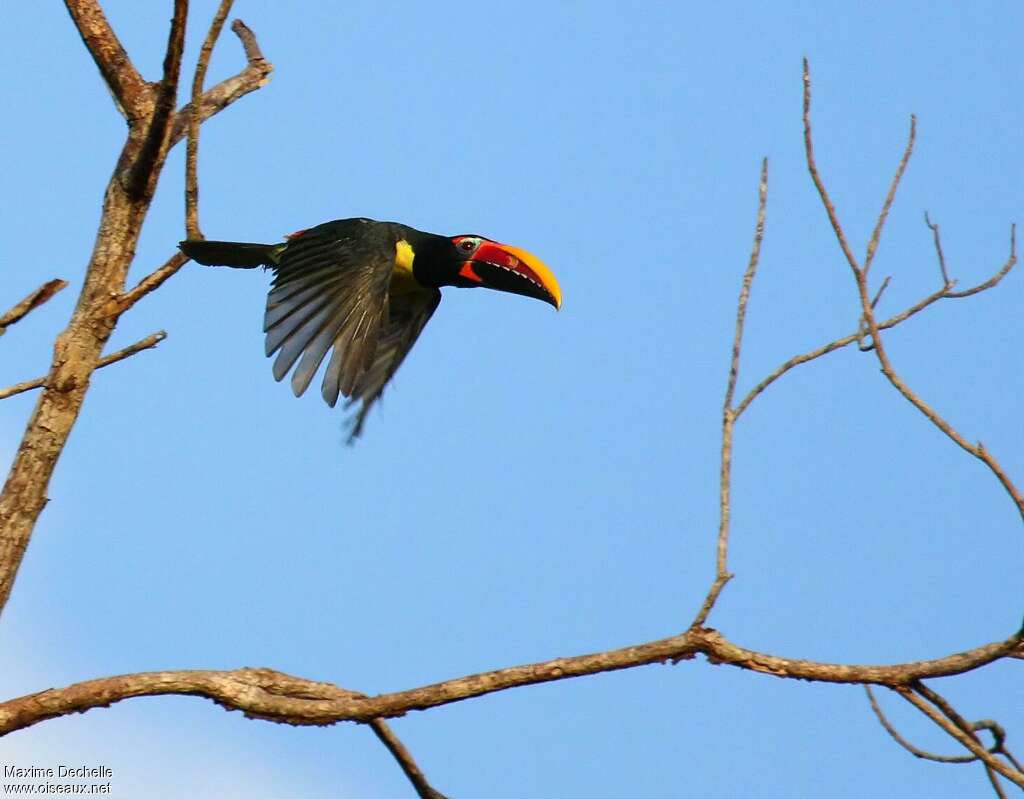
[459, 238, 478, 253]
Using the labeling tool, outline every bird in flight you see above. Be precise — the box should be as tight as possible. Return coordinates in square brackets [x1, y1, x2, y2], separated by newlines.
[180, 218, 561, 441]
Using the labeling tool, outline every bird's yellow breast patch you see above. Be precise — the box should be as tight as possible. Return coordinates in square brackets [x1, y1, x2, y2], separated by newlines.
[390, 239, 421, 294]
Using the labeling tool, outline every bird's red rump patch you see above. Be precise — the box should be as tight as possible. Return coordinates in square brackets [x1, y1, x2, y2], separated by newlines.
[285, 228, 308, 240]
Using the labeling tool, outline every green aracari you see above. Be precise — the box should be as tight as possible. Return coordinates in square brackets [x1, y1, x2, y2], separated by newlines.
[179, 218, 561, 441]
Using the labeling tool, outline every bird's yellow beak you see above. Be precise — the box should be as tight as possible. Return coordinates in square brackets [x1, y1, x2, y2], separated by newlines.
[460, 241, 562, 309]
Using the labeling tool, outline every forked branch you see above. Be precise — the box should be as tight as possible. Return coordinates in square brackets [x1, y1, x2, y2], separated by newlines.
[801, 59, 1024, 524]
[732, 232, 1015, 421]
[799, 57, 1023, 793]
[0, 5, 271, 617]
[169, 20, 273, 147]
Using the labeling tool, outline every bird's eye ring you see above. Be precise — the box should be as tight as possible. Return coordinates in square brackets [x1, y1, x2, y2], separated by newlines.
[459, 239, 477, 253]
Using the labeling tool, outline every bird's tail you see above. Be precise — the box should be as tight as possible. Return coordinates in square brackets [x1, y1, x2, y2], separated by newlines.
[179, 239, 283, 269]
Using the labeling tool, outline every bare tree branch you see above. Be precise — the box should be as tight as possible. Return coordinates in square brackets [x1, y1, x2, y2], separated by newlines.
[802, 59, 1024, 524]
[859, 240, 1024, 523]
[691, 158, 767, 627]
[0, 333, 167, 401]
[802, 58, 861, 278]
[186, 0, 235, 240]
[723, 159, 769, 415]
[0, 281, 68, 337]
[734, 282, 943, 419]
[370, 719, 451, 799]
[0, 11, 271, 617]
[797, 57, 1024, 793]
[125, 0, 188, 200]
[864, 117, 916, 276]
[924, 212, 952, 285]
[121, 11, 267, 310]
[169, 20, 273, 148]
[924, 214, 1019, 300]
[733, 223, 1014, 422]
[0, 627, 1018, 738]
[869, 276, 892, 310]
[62, 0, 150, 121]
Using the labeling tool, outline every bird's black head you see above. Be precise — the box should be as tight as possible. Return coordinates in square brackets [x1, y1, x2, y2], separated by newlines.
[410, 232, 561, 309]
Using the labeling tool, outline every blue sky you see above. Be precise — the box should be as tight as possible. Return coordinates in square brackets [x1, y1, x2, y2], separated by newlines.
[2, 1, 1022, 796]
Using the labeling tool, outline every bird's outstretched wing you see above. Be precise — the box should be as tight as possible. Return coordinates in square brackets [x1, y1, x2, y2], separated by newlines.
[344, 288, 442, 443]
[263, 220, 395, 405]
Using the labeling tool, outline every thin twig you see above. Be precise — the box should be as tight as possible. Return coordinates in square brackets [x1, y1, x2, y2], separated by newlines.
[946, 224, 1017, 298]
[984, 766, 1009, 799]
[869, 276, 892, 310]
[924, 212, 952, 286]
[186, 1, 235, 240]
[865, 686, 975, 764]
[913, 682, 979, 738]
[230, 17, 263, 62]
[690, 158, 768, 628]
[864, 116, 916, 276]
[169, 20, 272, 147]
[733, 281, 949, 420]
[0, 280, 68, 336]
[975, 721, 1008, 755]
[723, 159, 769, 412]
[370, 719, 451, 799]
[0, 333, 167, 401]
[733, 225, 1013, 421]
[802, 58, 862, 277]
[899, 686, 1024, 790]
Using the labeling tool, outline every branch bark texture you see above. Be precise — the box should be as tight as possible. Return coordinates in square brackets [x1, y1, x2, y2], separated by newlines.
[0, 5, 272, 615]
[1, 628, 1019, 738]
